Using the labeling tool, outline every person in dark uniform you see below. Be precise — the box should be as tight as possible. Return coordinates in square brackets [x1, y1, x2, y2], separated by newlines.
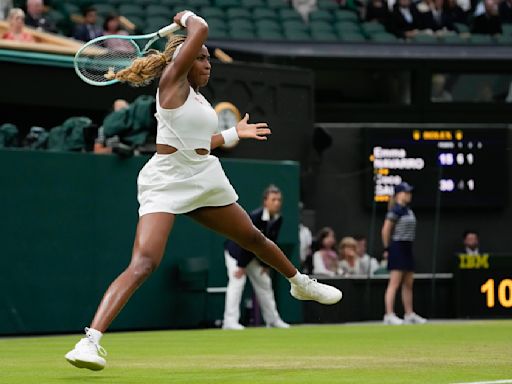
[381, 182, 426, 325]
[223, 185, 290, 330]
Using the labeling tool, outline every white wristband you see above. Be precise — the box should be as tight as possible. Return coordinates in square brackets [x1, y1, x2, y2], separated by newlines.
[221, 127, 239, 146]
[180, 11, 195, 27]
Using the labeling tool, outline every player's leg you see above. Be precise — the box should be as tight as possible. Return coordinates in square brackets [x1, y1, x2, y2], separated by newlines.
[65, 212, 175, 370]
[246, 260, 289, 328]
[223, 250, 247, 330]
[384, 270, 404, 325]
[187, 203, 342, 305]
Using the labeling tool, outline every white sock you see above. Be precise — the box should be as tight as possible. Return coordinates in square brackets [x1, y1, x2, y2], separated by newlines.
[288, 271, 307, 285]
[86, 328, 103, 344]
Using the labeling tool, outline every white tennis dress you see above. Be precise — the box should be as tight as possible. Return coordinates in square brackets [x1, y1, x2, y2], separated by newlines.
[137, 86, 238, 216]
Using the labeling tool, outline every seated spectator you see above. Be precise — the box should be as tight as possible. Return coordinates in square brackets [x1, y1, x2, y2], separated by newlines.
[338, 237, 365, 276]
[354, 234, 380, 275]
[445, 0, 468, 28]
[471, 0, 502, 34]
[73, 7, 103, 42]
[390, 0, 424, 38]
[461, 230, 481, 255]
[312, 227, 339, 277]
[102, 15, 135, 52]
[365, 0, 391, 26]
[24, 0, 56, 33]
[419, 0, 455, 31]
[2, 8, 35, 42]
[431, 74, 453, 102]
[1, 0, 13, 20]
[499, 0, 512, 23]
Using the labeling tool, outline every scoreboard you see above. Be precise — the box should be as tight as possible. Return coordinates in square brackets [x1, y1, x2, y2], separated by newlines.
[364, 127, 508, 208]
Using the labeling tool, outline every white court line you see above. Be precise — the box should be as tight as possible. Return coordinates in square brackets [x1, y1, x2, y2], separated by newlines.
[452, 380, 512, 384]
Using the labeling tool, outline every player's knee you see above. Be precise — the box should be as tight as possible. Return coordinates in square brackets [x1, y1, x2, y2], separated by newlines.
[129, 252, 159, 280]
[238, 228, 266, 252]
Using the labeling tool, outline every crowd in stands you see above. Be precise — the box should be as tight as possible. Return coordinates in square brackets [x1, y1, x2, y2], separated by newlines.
[1, 0, 512, 45]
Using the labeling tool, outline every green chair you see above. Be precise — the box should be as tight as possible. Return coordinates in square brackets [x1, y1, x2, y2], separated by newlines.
[173, 5, 198, 14]
[311, 30, 337, 41]
[138, 0, 158, 6]
[257, 28, 284, 40]
[453, 22, 469, 33]
[334, 9, 358, 22]
[208, 28, 229, 38]
[146, 5, 173, 18]
[267, 0, 290, 9]
[215, 0, 241, 8]
[200, 6, 225, 19]
[255, 19, 281, 31]
[369, 31, 398, 42]
[440, 34, 467, 44]
[241, 0, 265, 8]
[360, 21, 386, 35]
[229, 28, 256, 38]
[279, 8, 302, 21]
[126, 15, 146, 30]
[501, 24, 512, 35]
[161, 0, 184, 6]
[309, 9, 334, 22]
[309, 20, 334, 33]
[205, 17, 227, 30]
[227, 7, 251, 18]
[284, 29, 310, 40]
[228, 18, 254, 30]
[118, 4, 144, 17]
[411, 33, 438, 43]
[469, 34, 494, 44]
[282, 19, 308, 32]
[338, 31, 366, 42]
[253, 7, 277, 20]
[334, 20, 360, 33]
[495, 34, 512, 45]
[60, 3, 80, 15]
[92, 4, 116, 16]
[317, 0, 339, 10]
[188, 0, 211, 8]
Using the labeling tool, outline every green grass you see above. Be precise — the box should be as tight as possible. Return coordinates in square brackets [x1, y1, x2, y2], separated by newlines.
[1, 321, 511, 384]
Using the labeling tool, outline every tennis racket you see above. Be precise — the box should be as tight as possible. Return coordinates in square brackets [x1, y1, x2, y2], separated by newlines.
[74, 22, 181, 86]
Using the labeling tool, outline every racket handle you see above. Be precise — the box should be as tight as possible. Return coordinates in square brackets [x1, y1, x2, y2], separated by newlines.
[158, 23, 181, 37]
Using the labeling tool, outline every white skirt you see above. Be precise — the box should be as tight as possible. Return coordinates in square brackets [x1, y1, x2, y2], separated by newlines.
[137, 150, 239, 216]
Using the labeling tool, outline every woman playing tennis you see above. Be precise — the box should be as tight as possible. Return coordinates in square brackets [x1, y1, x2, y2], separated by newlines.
[65, 11, 342, 371]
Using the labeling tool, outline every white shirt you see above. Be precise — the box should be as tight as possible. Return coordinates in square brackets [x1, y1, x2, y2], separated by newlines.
[299, 223, 312, 263]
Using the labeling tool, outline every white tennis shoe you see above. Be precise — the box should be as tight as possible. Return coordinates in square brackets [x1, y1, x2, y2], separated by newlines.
[65, 328, 107, 371]
[290, 275, 342, 305]
[403, 312, 427, 324]
[267, 318, 291, 328]
[383, 313, 404, 325]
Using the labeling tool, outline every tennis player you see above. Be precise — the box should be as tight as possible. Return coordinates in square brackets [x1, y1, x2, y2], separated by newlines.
[65, 11, 342, 371]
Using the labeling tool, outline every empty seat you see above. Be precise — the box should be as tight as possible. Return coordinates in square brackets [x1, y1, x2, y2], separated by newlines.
[282, 19, 308, 32]
[214, 0, 241, 8]
[309, 9, 334, 22]
[228, 18, 254, 30]
[468, 34, 494, 44]
[334, 9, 358, 22]
[310, 20, 334, 33]
[188, 0, 211, 8]
[253, 7, 278, 20]
[337, 31, 366, 41]
[369, 31, 398, 42]
[257, 29, 284, 39]
[255, 19, 281, 31]
[335, 21, 360, 33]
[440, 34, 467, 44]
[226, 7, 251, 18]
[267, 0, 290, 9]
[284, 29, 310, 40]
[279, 8, 302, 21]
[118, 4, 144, 17]
[161, 0, 184, 6]
[206, 17, 227, 30]
[241, 0, 266, 8]
[209, 28, 229, 38]
[361, 21, 386, 35]
[146, 5, 173, 18]
[200, 6, 225, 18]
[146, 16, 172, 30]
[317, 0, 340, 9]
[229, 28, 256, 38]
[93, 4, 117, 16]
[311, 30, 337, 41]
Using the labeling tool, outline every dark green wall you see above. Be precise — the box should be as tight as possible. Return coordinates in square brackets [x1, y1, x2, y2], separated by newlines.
[0, 150, 300, 335]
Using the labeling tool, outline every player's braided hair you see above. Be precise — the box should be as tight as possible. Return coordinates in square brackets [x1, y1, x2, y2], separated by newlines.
[105, 34, 187, 87]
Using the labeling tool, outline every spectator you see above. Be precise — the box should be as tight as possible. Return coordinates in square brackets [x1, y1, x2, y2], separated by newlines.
[445, 0, 468, 25]
[73, 7, 103, 42]
[2, 8, 35, 42]
[338, 237, 364, 276]
[390, 0, 424, 38]
[365, 0, 391, 27]
[312, 227, 339, 277]
[431, 74, 453, 102]
[462, 230, 481, 255]
[24, 0, 56, 33]
[381, 182, 426, 325]
[1, 0, 13, 20]
[499, 0, 512, 23]
[471, 0, 502, 34]
[223, 185, 290, 330]
[298, 203, 313, 274]
[420, 0, 455, 31]
[354, 234, 380, 275]
[102, 14, 135, 52]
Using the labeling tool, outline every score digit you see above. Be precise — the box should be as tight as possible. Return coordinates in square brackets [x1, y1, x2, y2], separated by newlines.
[480, 278, 512, 308]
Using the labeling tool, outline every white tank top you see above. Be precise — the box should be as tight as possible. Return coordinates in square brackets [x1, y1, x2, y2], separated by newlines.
[155, 86, 219, 150]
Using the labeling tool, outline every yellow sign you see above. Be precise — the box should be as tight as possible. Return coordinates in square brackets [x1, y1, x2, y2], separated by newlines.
[458, 254, 490, 269]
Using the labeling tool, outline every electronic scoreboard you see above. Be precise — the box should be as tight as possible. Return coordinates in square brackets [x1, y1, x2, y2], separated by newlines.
[364, 127, 508, 208]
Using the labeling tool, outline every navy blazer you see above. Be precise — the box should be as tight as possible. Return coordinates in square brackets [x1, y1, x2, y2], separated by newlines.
[225, 207, 283, 268]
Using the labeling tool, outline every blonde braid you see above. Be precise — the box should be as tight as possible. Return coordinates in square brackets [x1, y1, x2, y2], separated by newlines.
[105, 35, 187, 87]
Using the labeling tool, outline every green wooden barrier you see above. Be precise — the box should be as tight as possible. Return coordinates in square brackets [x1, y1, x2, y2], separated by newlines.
[0, 150, 301, 335]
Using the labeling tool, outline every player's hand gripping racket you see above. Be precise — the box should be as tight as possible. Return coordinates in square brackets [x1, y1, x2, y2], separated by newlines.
[74, 23, 181, 86]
